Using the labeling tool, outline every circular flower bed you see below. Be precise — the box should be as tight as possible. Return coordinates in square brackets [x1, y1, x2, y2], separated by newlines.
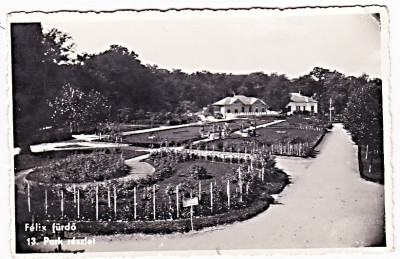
[26, 150, 130, 184]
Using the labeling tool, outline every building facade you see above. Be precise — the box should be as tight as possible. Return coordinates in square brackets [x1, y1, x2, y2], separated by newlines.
[212, 95, 268, 118]
[286, 93, 318, 115]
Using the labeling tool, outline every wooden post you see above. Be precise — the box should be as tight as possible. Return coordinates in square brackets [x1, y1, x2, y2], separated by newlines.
[27, 182, 31, 213]
[61, 189, 64, 217]
[44, 188, 48, 216]
[365, 145, 369, 160]
[239, 167, 243, 203]
[107, 186, 111, 208]
[198, 181, 202, 201]
[95, 185, 99, 221]
[262, 167, 265, 182]
[176, 185, 179, 218]
[190, 205, 194, 231]
[133, 186, 137, 220]
[113, 185, 117, 219]
[246, 182, 250, 194]
[227, 180, 230, 209]
[153, 185, 156, 221]
[210, 182, 213, 211]
[73, 184, 76, 204]
[77, 189, 80, 219]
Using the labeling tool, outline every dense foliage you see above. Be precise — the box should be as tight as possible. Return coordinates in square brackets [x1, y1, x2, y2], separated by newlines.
[343, 76, 383, 150]
[11, 23, 383, 155]
[27, 150, 128, 183]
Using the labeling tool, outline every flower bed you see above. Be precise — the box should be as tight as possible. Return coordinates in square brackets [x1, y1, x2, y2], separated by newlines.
[17, 148, 289, 236]
[26, 150, 129, 184]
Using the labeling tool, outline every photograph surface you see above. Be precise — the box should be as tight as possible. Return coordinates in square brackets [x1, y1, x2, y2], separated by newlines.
[7, 6, 391, 255]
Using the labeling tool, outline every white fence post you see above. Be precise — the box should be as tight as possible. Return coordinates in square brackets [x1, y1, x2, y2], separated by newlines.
[176, 185, 179, 218]
[134, 186, 137, 220]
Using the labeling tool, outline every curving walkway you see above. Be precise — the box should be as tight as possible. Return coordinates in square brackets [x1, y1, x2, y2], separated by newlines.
[123, 154, 155, 181]
[55, 123, 384, 252]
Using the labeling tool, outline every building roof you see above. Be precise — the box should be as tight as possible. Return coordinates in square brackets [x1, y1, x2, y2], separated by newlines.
[213, 95, 267, 106]
[289, 93, 318, 103]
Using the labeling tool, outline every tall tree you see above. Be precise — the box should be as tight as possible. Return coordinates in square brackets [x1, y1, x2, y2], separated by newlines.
[49, 84, 111, 132]
[343, 75, 383, 150]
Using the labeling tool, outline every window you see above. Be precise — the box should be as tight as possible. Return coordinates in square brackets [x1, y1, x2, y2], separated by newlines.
[241, 106, 245, 113]
[296, 106, 300, 111]
[227, 109, 231, 113]
[235, 109, 238, 114]
[303, 106, 306, 111]
[311, 105, 315, 113]
[249, 107, 252, 112]
[255, 108, 258, 113]
[262, 108, 265, 112]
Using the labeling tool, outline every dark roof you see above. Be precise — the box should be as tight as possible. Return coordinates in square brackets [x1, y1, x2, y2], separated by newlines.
[213, 95, 267, 106]
[289, 93, 318, 103]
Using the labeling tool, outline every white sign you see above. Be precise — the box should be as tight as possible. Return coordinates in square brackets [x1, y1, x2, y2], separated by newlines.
[182, 197, 199, 207]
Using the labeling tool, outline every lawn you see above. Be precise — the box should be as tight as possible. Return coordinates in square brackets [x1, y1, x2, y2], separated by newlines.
[122, 118, 275, 147]
[253, 128, 323, 145]
[118, 124, 158, 131]
[199, 116, 327, 157]
[283, 115, 329, 128]
[123, 126, 205, 146]
[203, 128, 323, 151]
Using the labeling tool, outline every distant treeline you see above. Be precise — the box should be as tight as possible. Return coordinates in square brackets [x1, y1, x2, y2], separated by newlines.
[11, 23, 382, 153]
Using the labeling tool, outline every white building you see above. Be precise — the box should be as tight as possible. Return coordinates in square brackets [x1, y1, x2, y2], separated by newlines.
[212, 95, 269, 118]
[286, 93, 318, 115]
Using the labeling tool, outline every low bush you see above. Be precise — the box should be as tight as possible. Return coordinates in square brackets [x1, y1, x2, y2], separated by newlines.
[26, 150, 129, 184]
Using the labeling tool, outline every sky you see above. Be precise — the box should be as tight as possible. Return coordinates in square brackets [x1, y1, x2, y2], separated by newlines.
[36, 9, 381, 78]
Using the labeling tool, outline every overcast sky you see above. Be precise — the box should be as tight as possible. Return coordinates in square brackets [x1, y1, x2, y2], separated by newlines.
[38, 9, 381, 78]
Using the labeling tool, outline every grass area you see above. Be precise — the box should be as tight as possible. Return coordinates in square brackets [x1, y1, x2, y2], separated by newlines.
[204, 128, 323, 152]
[122, 118, 275, 147]
[118, 124, 158, 131]
[358, 145, 384, 184]
[150, 160, 239, 190]
[283, 115, 329, 128]
[200, 116, 327, 157]
[123, 126, 204, 146]
[253, 128, 322, 145]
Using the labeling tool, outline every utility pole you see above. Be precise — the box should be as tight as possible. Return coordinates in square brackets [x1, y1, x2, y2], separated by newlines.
[329, 98, 334, 123]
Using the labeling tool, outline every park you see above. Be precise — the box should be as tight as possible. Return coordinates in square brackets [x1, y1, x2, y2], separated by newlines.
[10, 20, 385, 253]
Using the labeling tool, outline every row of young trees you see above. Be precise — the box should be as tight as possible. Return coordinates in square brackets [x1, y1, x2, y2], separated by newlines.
[342, 76, 383, 177]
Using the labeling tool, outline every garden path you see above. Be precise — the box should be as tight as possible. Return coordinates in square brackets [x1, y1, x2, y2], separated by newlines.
[122, 118, 236, 136]
[192, 119, 286, 145]
[123, 154, 155, 181]
[62, 123, 385, 252]
[232, 119, 286, 137]
[30, 141, 129, 153]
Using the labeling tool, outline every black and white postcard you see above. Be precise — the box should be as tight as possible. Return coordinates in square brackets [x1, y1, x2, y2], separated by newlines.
[7, 6, 392, 256]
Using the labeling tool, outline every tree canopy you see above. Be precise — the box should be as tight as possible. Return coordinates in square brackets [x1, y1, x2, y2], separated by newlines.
[11, 23, 383, 152]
